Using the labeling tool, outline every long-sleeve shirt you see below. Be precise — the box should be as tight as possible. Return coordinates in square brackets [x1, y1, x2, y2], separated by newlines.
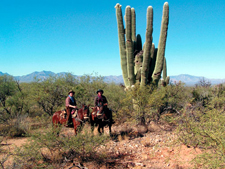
[94, 95, 107, 107]
[65, 96, 76, 107]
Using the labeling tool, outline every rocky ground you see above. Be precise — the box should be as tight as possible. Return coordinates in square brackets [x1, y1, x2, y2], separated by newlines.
[1, 122, 202, 169]
[65, 122, 202, 169]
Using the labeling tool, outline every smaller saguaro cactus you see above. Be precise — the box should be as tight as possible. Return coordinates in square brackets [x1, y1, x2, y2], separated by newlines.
[115, 2, 170, 89]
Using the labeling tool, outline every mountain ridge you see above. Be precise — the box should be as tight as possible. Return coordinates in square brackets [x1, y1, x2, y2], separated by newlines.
[1, 71, 225, 86]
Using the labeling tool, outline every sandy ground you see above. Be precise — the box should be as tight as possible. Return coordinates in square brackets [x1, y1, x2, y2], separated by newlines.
[0, 124, 202, 169]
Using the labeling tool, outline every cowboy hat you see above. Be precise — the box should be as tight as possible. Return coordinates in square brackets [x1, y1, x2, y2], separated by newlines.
[68, 90, 75, 94]
[96, 89, 103, 94]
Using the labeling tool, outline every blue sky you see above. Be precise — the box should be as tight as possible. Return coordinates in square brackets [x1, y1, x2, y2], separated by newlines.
[0, 0, 224, 79]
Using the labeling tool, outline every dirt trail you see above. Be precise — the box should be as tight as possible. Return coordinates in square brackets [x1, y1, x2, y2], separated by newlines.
[1, 125, 201, 168]
[0, 137, 27, 167]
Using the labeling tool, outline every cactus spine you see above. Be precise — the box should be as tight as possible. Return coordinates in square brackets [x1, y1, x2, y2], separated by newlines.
[115, 2, 170, 88]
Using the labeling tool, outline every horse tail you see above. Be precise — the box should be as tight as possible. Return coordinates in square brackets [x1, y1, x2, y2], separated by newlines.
[52, 111, 60, 125]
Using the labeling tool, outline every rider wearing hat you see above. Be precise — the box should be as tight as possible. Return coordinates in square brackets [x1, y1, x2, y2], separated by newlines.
[65, 90, 77, 126]
[94, 89, 108, 116]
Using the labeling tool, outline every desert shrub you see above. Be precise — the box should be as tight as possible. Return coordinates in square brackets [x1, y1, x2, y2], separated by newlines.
[0, 137, 13, 169]
[0, 114, 31, 138]
[31, 75, 74, 116]
[209, 84, 225, 110]
[117, 82, 190, 125]
[104, 83, 126, 122]
[147, 82, 190, 124]
[174, 82, 225, 168]
[13, 126, 109, 168]
[0, 123, 26, 138]
[0, 75, 30, 124]
[74, 74, 106, 107]
[191, 79, 213, 108]
[30, 114, 52, 130]
[119, 84, 156, 124]
[195, 78, 211, 88]
[177, 108, 225, 168]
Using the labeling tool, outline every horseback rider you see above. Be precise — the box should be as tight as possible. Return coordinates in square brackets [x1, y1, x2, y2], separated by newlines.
[94, 89, 108, 116]
[65, 90, 77, 126]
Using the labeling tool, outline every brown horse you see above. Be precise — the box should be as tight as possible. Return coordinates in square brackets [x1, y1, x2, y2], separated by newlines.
[52, 104, 90, 135]
[90, 106, 113, 135]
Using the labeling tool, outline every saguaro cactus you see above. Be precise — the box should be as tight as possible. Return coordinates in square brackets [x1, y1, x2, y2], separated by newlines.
[115, 2, 170, 88]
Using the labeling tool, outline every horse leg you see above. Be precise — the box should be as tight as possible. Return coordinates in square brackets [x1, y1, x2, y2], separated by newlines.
[90, 119, 95, 133]
[109, 123, 112, 136]
[102, 124, 104, 133]
[98, 122, 105, 134]
[98, 124, 101, 134]
[98, 121, 103, 134]
[72, 118, 77, 135]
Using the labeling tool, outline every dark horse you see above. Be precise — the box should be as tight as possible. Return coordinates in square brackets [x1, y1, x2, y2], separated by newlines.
[52, 104, 90, 135]
[90, 106, 113, 135]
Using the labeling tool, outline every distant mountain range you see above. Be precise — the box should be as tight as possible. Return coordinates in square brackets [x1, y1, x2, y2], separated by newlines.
[1, 71, 225, 86]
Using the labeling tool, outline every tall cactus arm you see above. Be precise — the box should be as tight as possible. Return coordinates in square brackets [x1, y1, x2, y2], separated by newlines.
[152, 2, 169, 84]
[135, 50, 143, 82]
[148, 44, 156, 84]
[163, 56, 167, 80]
[134, 34, 142, 58]
[125, 6, 135, 86]
[162, 56, 170, 85]
[166, 76, 170, 84]
[115, 3, 129, 87]
[131, 8, 136, 42]
[141, 6, 153, 86]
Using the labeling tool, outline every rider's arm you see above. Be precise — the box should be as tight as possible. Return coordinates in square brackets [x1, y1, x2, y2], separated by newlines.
[66, 97, 77, 109]
[68, 105, 77, 109]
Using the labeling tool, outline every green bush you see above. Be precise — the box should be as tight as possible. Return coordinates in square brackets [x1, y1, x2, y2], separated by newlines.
[0, 114, 30, 138]
[177, 108, 225, 168]
[118, 84, 155, 124]
[13, 126, 109, 168]
[147, 82, 191, 124]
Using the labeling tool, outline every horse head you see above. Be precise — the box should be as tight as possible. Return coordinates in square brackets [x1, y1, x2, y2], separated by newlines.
[82, 104, 90, 121]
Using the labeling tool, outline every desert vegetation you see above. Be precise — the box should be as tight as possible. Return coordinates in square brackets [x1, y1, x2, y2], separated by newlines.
[0, 74, 225, 168]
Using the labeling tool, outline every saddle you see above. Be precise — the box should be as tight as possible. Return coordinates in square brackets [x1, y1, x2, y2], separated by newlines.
[92, 109, 104, 121]
[72, 110, 78, 118]
[60, 109, 67, 119]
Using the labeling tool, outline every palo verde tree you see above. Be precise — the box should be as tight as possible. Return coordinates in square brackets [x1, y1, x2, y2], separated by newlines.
[31, 74, 78, 116]
[0, 75, 29, 123]
[115, 2, 170, 88]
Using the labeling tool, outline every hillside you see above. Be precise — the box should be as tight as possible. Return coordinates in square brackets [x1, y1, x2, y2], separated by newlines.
[1, 71, 225, 86]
